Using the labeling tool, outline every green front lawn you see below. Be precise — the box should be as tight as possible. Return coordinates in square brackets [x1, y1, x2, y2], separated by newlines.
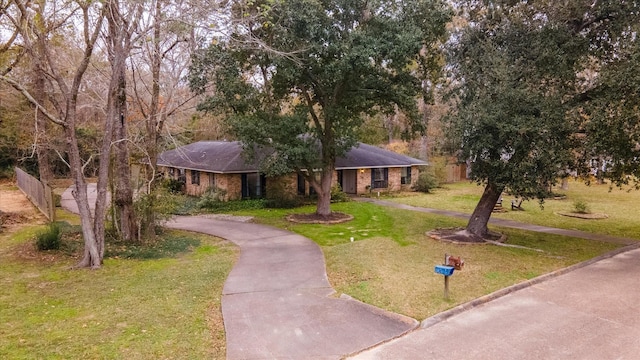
[386, 179, 640, 240]
[3, 177, 636, 356]
[0, 221, 237, 359]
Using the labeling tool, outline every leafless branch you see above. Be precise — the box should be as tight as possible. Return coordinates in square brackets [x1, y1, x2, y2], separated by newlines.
[0, 74, 67, 126]
[54, 148, 71, 169]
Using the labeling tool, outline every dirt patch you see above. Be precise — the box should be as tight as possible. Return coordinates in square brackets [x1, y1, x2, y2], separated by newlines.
[0, 185, 47, 232]
[556, 212, 608, 220]
[10, 240, 75, 263]
[427, 227, 507, 244]
[286, 212, 354, 224]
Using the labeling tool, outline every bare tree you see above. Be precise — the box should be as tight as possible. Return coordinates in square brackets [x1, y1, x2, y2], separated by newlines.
[103, 0, 143, 242]
[129, 0, 206, 238]
[1, 0, 107, 268]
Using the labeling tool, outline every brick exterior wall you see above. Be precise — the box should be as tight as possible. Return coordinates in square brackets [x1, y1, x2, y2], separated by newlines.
[217, 174, 242, 200]
[354, 166, 421, 195]
[185, 170, 213, 196]
[410, 165, 420, 189]
[160, 165, 423, 200]
[356, 169, 370, 194]
[266, 174, 298, 199]
[387, 167, 402, 191]
[280, 174, 299, 194]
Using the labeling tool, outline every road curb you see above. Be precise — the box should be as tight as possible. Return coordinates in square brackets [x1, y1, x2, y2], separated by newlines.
[421, 241, 640, 329]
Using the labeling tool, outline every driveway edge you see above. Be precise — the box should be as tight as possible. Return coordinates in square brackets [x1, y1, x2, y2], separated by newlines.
[421, 241, 640, 329]
[340, 293, 419, 358]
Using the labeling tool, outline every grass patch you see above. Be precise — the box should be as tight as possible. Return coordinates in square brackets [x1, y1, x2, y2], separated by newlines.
[0, 222, 237, 359]
[388, 179, 640, 240]
[323, 208, 618, 320]
[234, 202, 415, 246]
[105, 235, 201, 259]
[35, 222, 62, 251]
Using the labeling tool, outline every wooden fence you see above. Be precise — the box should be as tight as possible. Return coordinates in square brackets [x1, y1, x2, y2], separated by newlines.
[443, 163, 467, 183]
[15, 167, 55, 221]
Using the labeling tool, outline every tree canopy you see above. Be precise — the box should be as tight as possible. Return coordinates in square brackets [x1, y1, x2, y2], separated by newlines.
[190, 0, 452, 216]
[447, 0, 640, 239]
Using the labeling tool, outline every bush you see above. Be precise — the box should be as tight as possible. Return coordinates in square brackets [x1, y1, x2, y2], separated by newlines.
[161, 178, 184, 194]
[134, 187, 184, 233]
[412, 170, 439, 193]
[203, 199, 268, 212]
[573, 200, 590, 214]
[265, 178, 303, 209]
[429, 157, 449, 184]
[196, 187, 228, 209]
[331, 185, 350, 203]
[36, 222, 62, 251]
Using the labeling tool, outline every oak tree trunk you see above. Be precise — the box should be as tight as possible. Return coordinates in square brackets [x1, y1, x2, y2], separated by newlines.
[315, 165, 334, 217]
[466, 181, 504, 238]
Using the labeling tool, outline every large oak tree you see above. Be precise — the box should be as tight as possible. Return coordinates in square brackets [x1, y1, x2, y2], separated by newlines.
[448, 0, 640, 240]
[190, 0, 451, 217]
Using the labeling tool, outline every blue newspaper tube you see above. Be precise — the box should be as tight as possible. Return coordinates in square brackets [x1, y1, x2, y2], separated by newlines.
[434, 265, 455, 276]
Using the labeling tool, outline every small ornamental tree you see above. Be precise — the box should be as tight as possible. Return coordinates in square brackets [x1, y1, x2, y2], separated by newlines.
[190, 0, 451, 217]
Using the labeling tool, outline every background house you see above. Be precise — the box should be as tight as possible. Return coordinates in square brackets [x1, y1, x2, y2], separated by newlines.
[157, 141, 428, 199]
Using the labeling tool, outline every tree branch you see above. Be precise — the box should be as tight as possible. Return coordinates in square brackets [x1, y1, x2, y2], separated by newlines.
[54, 148, 71, 169]
[0, 74, 67, 126]
[300, 85, 323, 131]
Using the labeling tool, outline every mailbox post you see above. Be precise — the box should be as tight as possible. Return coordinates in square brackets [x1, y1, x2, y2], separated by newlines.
[434, 253, 463, 300]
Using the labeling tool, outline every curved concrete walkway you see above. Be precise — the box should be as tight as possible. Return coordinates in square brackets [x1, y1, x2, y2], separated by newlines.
[60, 185, 417, 359]
[164, 215, 417, 359]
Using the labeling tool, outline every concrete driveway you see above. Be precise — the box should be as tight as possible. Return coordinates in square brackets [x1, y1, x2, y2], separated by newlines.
[165, 215, 417, 359]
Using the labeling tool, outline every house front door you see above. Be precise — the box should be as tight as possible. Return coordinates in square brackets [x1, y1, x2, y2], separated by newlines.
[342, 169, 357, 194]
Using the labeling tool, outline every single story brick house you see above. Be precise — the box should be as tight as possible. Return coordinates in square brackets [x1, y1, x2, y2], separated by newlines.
[157, 141, 427, 200]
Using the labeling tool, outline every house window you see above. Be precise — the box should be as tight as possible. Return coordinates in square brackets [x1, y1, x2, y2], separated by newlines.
[401, 167, 411, 185]
[371, 168, 388, 189]
[191, 170, 200, 185]
[178, 169, 186, 183]
[242, 173, 266, 199]
[168, 167, 175, 178]
[209, 173, 216, 188]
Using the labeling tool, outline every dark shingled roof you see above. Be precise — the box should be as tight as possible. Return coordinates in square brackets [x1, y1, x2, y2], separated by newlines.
[157, 141, 427, 173]
[335, 142, 427, 169]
